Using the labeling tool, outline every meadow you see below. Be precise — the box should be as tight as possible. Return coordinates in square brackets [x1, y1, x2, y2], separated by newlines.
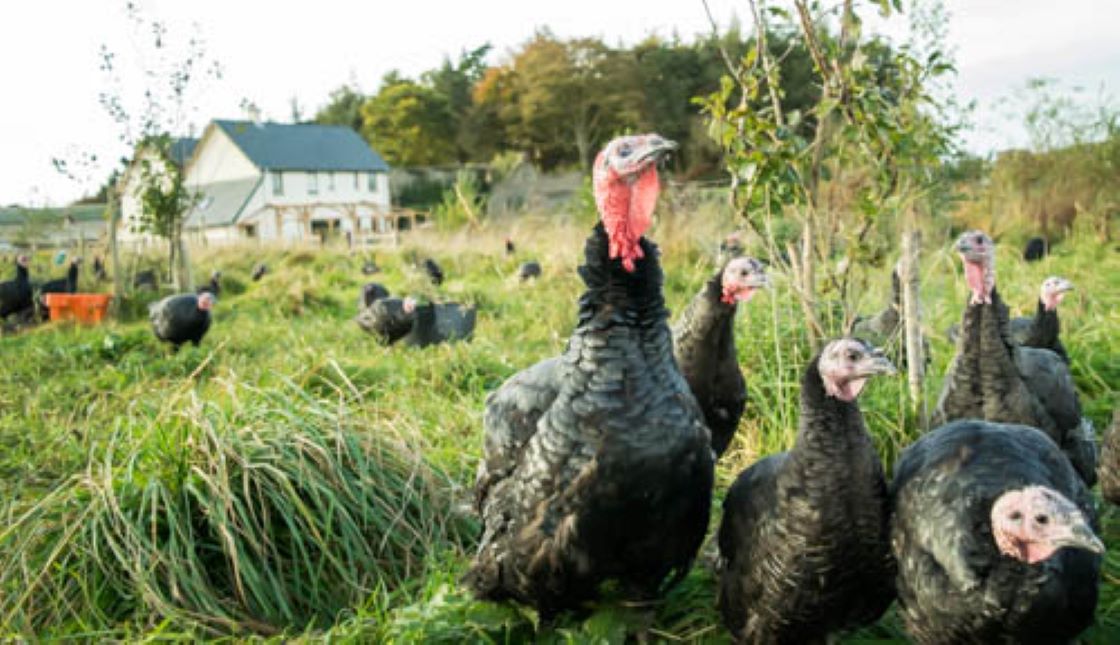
[0, 208, 1116, 642]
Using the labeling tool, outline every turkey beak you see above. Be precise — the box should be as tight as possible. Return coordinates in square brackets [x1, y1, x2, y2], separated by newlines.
[642, 136, 678, 166]
[1055, 279, 1074, 294]
[859, 350, 897, 378]
[1052, 519, 1106, 555]
[746, 272, 770, 289]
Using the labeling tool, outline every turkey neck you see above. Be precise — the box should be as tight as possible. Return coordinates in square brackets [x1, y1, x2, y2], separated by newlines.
[675, 273, 736, 360]
[576, 222, 668, 331]
[1025, 298, 1059, 347]
[16, 264, 29, 284]
[788, 356, 876, 474]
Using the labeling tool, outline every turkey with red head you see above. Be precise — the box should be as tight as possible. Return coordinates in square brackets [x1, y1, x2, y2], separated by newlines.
[672, 256, 768, 458]
[932, 231, 1097, 487]
[718, 338, 897, 643]
[890, 419, 1103, 643]
[468, 134, 714, 617]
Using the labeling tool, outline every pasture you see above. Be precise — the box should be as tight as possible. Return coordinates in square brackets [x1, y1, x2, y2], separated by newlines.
[0, 212, 1117, 642]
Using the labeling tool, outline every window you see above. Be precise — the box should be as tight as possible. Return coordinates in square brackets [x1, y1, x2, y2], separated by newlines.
[327, 172, 335, 191]
[272, 171, 284, 195]
[367, 172, 378, 192]
[354, 172, 360, 189]
[308, 172, 319, 195]
[244, 224, 257, 238]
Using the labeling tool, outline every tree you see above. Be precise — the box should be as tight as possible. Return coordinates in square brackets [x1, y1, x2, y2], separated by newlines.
[360, 74, 457, 166]
[315, 85, 366, 132]
[422, 44, 492, 161]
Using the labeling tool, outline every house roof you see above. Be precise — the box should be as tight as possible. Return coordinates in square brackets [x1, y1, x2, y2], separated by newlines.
[0, 204, 107, 226]
[213, 120, 389, 173]
[183, 176, 261, 228]
[170, 137, 199, 166]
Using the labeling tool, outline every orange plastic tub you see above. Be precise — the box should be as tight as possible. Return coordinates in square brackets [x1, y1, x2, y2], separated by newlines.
[44, 293, 113, 324]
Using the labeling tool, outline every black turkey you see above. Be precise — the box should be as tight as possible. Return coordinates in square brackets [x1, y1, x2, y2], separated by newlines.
[890, 419, 1104, 644]
[1008, 275, 1072, 362]
[36, 258, 80, 319]
[1101, 410, 1120, 505]
[0, 255, 33, 322]
[467, 134, 714, 617]
[517, 261, 541, 281]
[403, 301, 476, 348]
[1023, 236, 1048, 262]
[196, 270, 221, 298]
[505, 237, 515, 255]
[718, 338, 897, 643]
[932, 230, 1097, 487]
[719, 231, 745, 261]
[93, 256, 108, 281]
[358, 282, 390, 309]
[355, 296, 416, 344]
[250, 263, 268, 281]
[133, 269, 158, 291]
[149, 291, 214, 351]
[422, 258, 444, 285]
[671, 256, 767, 458]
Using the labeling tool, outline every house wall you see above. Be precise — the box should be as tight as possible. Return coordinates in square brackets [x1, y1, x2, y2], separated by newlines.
[186, 128, 258, 185]
[263, 169, 390, 208]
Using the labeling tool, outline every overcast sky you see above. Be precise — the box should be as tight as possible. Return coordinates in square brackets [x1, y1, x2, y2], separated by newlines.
[1, 0, 1117, 206]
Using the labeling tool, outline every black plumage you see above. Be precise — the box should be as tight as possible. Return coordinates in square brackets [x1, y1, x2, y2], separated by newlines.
[250, 263, 268, 281]
[355, 297, 415, 344]
[149, 292, 213, 350]
[505, 238, 515, 255]
[0, 256, 33, 321]
[671, 257, 766, 458]
[933, 231, 1097, 487]
[890, 419, 1103, 644]
[468, 223, 713, 617]
[422, 258, 444, 285]
[196, 270, 221, 297]
[947, 276, 1072, 363]
[1023, 236, 1048, 262]
[93, 256, 108, 281]
[1101, 410, 1120, 505]
[36, 259, 80, 318]
[718, 338, 896, 643]
[355, 296, 475, 347]
[517, 261, 541, 281]
[358, 282, 390, 309]
[133, 269, 158, 290]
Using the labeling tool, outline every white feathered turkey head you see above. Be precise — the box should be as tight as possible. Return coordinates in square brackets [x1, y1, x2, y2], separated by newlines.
[955, 230, 995, 305]
[818, 338, 896, 402]
[197, 292, 214, 312]
[720, 257, 769, 305]
[1039, 276, 1073, 312]
[592, 134, 677, 272]
[991, 486, 1104, 564]
[16, 255, 29, 268]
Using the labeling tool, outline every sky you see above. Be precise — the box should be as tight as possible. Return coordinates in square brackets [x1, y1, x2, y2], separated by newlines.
[0, 0, 1117, 206]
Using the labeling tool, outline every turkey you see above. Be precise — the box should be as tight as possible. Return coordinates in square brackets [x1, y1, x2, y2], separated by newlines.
[671, 256, 768, 458]
[36, 258, 81, 319]
[1101, 410, 1120, 505]
[92, 256, 108, 282]
[517, 261, 542, 281]
[0, 255, 33, 322]
[355, 296, 416, 344]
[467, 134, 714, 617]
[1009, 276, 1072, 362]
[947, 276, 1073, 363]
[505, 237, 516, 255]
[250, 263, 268, 281]
[149, 291, 214, 351]
[422, 258, 444, 286]
[196, 270, 221, 298]
[718, 338, 897, 643]
[932, 230, 1097, 487]
[890, 419, 1104, 644]
[133, 269, 158, 291]
[361, 259, 380, 275]
[1023, 236, 1048, 262]
[719, 231, 745, 262]
[404, 301, 477, 348]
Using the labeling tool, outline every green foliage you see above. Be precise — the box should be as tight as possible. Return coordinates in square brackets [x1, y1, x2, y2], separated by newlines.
[360, 76, 457, 166]
[432, 171, 487, 230]
[313, 84, 366, 132]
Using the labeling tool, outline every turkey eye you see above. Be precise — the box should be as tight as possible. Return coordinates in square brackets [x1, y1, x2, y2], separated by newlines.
[1009, 511, 1022, 521]
[974, 235, 983, 245]
[618, 144, 632, 158]
[847, 351, 860, 362]
[1035, 515, 1048, 525]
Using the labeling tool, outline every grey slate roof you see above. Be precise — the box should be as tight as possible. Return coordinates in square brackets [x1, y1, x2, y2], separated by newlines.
[183, 177, 262, 228]
[214, 120, 389, 173]
[170, 138, 199, 166]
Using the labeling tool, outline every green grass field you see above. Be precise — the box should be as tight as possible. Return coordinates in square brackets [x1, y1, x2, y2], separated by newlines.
[0, 218, 1116, 642]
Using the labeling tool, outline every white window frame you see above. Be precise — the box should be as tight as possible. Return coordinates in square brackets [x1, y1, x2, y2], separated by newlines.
[272, 171, 284, 195]
[308, 172, 319, 195]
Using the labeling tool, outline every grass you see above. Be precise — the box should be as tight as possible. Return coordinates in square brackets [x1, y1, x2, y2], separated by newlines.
[0, 210, 1116, 642]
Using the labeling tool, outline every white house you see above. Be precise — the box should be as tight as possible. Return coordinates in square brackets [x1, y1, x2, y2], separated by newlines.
[119, 120, 394, 245]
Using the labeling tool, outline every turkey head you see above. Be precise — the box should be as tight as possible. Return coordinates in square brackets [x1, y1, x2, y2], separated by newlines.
[991, 485, 1104, 564]
[955, 230, 995, 305]
[720, 256, 769, 305]
[592, 133, 677, 272]
[818, 338, 896, 402]
[1040, 276, 1073, 312]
